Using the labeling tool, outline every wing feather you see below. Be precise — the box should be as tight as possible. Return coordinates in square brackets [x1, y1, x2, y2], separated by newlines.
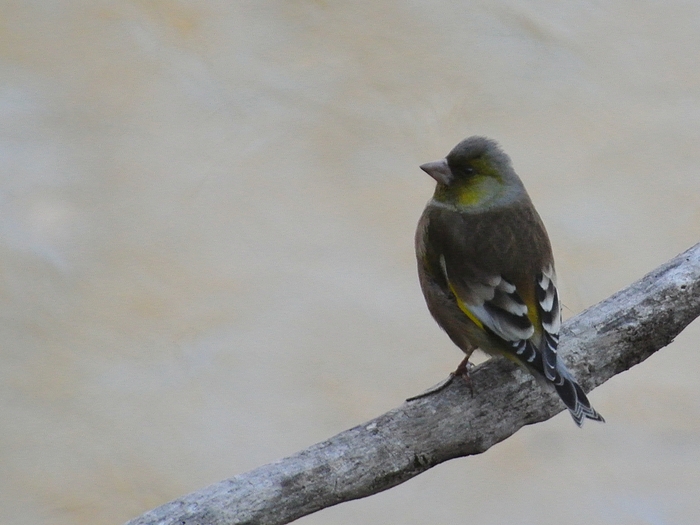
[536, 265, 561, 381]
[439, 255, 535, 343]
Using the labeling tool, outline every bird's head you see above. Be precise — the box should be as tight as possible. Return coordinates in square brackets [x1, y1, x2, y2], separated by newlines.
[420, 136, 522, 208]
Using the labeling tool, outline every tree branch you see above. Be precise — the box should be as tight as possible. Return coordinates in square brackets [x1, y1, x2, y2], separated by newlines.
[126, 243, 700, 525]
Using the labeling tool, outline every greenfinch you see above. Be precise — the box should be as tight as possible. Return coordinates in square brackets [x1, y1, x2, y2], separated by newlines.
[415, 136, 603, 426]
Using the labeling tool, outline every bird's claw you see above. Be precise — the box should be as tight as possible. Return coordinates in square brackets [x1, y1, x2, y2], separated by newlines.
[406, 358, 475, 401]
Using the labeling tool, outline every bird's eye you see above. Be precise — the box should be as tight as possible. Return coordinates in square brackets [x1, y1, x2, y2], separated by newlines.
[464, 167, 475, 175]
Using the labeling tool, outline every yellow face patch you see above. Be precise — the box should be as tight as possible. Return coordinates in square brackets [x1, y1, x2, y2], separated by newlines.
[455, 175, 492, 206]
[433, 157, 505, 209]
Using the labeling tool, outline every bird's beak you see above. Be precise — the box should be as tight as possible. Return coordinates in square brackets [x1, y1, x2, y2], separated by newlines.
[420, 158, 453, 185]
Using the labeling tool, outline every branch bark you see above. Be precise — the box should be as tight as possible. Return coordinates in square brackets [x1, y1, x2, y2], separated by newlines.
[126, 243, 700, 525]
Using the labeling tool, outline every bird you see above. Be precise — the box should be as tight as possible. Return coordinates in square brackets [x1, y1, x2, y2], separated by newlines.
[414, 135, 604, 427]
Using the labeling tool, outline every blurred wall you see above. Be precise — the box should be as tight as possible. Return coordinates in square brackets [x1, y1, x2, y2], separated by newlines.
[1, 2, 699, 524]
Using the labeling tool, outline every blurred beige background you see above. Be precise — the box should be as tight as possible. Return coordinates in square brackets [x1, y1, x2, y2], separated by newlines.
[2, 1, 700, 524]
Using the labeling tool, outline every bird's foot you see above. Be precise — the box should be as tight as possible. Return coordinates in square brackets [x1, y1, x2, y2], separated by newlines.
[406, 357, 474, 401]
[406, 375, 456, 401]
[453, 356, 474, 396]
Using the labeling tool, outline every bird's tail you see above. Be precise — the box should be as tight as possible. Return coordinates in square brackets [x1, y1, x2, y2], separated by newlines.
[553, 363, 605, 427]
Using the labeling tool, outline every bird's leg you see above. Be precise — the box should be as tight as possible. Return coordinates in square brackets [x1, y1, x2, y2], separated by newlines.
[452, 355, 475, 396]
[406, 351, 475, 401]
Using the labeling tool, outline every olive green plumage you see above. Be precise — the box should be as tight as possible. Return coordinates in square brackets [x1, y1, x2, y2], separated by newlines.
[415, 136, 603, 426]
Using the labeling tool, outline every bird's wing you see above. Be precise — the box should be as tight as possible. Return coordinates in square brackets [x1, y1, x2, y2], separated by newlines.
[439, 255, 561, 376]
[439, 253, 533, 341]
[535, 265, 561, 381]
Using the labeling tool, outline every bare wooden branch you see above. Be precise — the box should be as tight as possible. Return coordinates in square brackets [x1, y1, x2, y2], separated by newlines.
[126, 243, 700, 525]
